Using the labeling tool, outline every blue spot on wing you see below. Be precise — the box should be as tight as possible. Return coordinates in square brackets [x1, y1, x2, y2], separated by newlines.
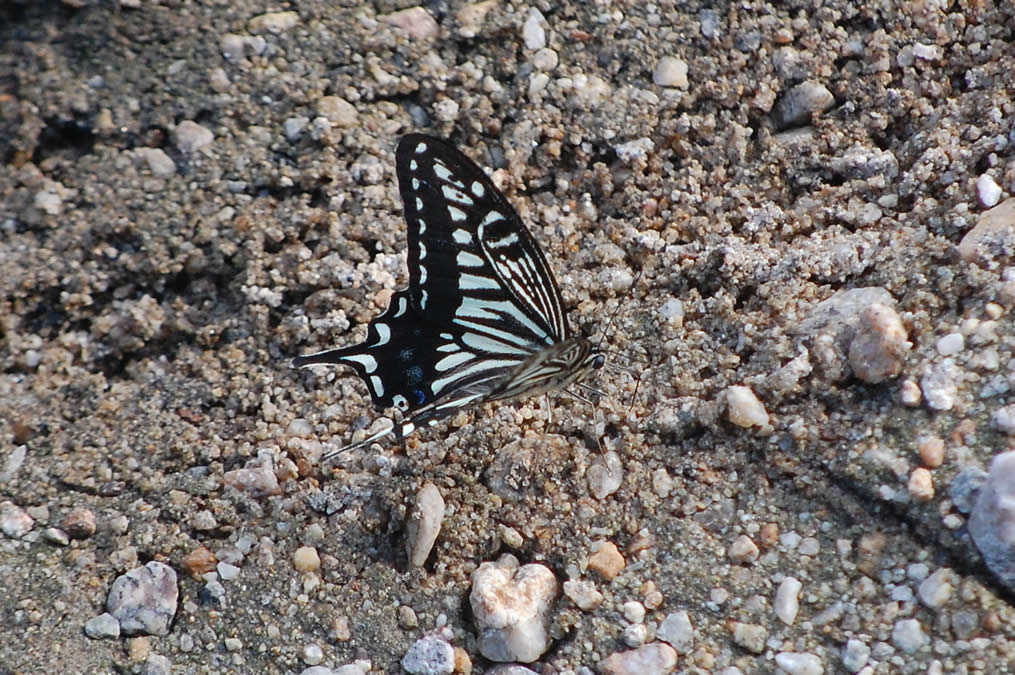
[406, 365, 424, 385]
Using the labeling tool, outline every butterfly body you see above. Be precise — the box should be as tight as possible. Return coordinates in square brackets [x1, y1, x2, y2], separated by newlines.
[295, 134, 603, 455]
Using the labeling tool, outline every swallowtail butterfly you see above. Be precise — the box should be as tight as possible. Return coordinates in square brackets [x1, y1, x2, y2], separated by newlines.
[295, 134, 604, 456]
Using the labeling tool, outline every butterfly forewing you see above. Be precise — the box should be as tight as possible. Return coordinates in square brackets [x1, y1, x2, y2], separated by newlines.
[295, 134, 602, 453]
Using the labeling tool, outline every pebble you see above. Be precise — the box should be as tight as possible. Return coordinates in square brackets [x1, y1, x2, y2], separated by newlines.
[455, 0, 497, 39]
[600, 643, 677, 675]
[653, 57, 689, 88]
[406, 482, 445, 567]
[774, 577, 802, 625]
[968, 451, 1015, 590]
[136, 148, 176, 177]
[936, 332, 965, 356]
[248, 10, 299, 34]
[1, 501, 34, 538]
[841, 638, 871, 672]
[144, 653, 171, 675]
[726, 385, 769, 428]
[774, 652, 822, 675]
[470, 554, 557, 662]
[190, 509, 217, 531]
[380, 7, 439, 41]
[728, 535, 759, 564]
[217, 562, 241, 581]
[848, 304, 910, 383]
[84, 612, 121, 639]
[43, 527, 70, 546]
[993, 404, 1015, 433]
[315, 96, 359, 127]
[908, 468, 935, 502]
[106, 562, 178, 636]
[975, 175, 1002, 207]
[773, 80, 834, 128]
[917, 568, 954, 608]
[172, 120, 213, 154]
[588, 540, 626, 581]
[622, 601, 645, 624]
[615, 137, 655, 165]
[522, 9, 547, 50]
[302, 643, 324, 666]
[222, 463, 281, 497]
[730, 622, 767, 653]
[284, 116, 310, 141]
[398, 606, 418, 629]
[563, 580, 604, 611]
[958, 197, 1015, 267]
[622, 623, 648, 647]
[532, 47, 558, 71]
[918, 436, 945, 468]
[656, 610, 693, 653]
[183, 546, 217, 575]
[294, 546, 321, 572]
[892, 618, 929, 653]
[1, 444, 26, 482]
[401, 636, 455, 674]
[899, 379, 922, 406]
[587, 451, 623, 499]
[920, 360, 960, 411]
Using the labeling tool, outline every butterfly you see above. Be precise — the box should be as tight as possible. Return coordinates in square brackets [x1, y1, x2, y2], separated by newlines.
[295, 134, 605, 457]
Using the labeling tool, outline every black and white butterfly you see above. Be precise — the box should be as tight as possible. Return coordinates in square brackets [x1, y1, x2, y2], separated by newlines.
[295, 134, 604, 457]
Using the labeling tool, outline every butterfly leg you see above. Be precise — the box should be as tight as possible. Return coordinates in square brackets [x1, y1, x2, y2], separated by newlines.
[544, 394, 553, 427]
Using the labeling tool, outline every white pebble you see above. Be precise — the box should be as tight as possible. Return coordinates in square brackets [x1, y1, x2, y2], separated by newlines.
[656, 610, 693, 653]
[726, 385, 769, 428]
[173, 120, 213, 154]
[406, 482, 445, 568]
[653, 56, 689, 88]
[977, 174, 1002, 207]
[302, 643, 324, 666]
[774, 577, 802, 625]
[471, 555, 557, 662]
[774, 652, 823, 675]
[522, 9, 547, 50]
[917, 568, 954, 608]
[892, 618, 929, 653]
[936, 332, 965, 356]
[401, 637, 455, 675]
[841, 638, 870, 672]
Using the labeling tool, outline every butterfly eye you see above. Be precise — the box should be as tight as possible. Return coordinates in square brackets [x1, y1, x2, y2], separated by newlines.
[591, 354, 606, 370]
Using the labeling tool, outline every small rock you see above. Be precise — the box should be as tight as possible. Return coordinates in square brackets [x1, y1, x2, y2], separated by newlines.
[918, 568, 954, 608]
[951, 467, 988, 513]
[294, 546, 321, 572]
[248, 10, 300, 34]
[918, 436, 945, 468]
[908, 468, 935, 502]
[406, 482, 445, 567]
[968, 451, 1015, 590]
[841, 639, 871, 672]
[470, 554, 558, 662]
[993, 405, 1015, 433]
[143, 653, 172, 675]
[774, 577, 802, 625]
[106, 562, 178, 636]
[976, 174, 1002, 208]
[920, 359, 960, 411]
[216, 562, 241, 581]
[848, 304, 910, 383]
[302, 643, 324, 666]
[588, 541, 626, 581]
[222, 462, 281, 497]
[622, 601, 645, 624]
[522, 9, 546, 50]
[182, 546, 217, 575]
[892, 618, 929, 653]
[380, 7, 439, 40]
[172, 120, 213, 154]
[398, 606, 418, 629]
[456, 0, 497, 39]
[726, 386, 769, 428]
[728, 535, 760, 564]
[958, 198, 1015, 268]
[136, 148, 176, 177]
[774, 652, 823, 675]
[600, 643, 677, 675]
[936, 332, 965, 356]
[587, 451, 623, 499]
[773, 80, 834, 128]
[401, 636, 455, 674]
[190, 509, 217, 531]
[284, 116, 310, 142]
[315, 96, 359, 127]
[84, 612, 121, 639]
[563, 580, 604, 611]
[656, 611, 693, 654]
[43, 527, 70, 546]
[653, 57, 689, 88]
[900, 379, 922, 406]
[1, 501, 35, 538]
[730, 622, 767, 654]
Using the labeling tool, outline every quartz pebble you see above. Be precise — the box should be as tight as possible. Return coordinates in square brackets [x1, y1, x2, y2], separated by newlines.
[656, 610, 693, 653]
[728, 535, 759, 564]
[968, 451, 1015, 590]
[1, 501, 34, 538]
[653, 57, 689, 88]
[892, 618, 929, 653]
[600, 643, 677, 675]
[841, 639, 871, 672]
[976, 174, 1002, 208]
[401, 636, 455, 674]
[848, 304, 910, 383]
[920, 360, 960, 411]
[379, 7, 438, 40]
[106, 562, 178, 636]
[84, 612, 121, 639]
[172, 120, 213, 154]
[294, 546, 321, 572]
[563, 580, 604, 611]
[522, 9, 547, 50]
[470, 554, 557, 662]
[774, 652, 822, 675]
[774, 577, 802, 625]
[993, 405, 1015, 433]
[917, 568, 954, 608]
[726, 386, 769, 428]
[773, 80, 834, 128]
[918, 437, 945, 467]
[315, 96, 359, 127]
[406, 482, 445, 567]
[587, 451, 623, 499]
[908, 468, 935, 502]
[730, 622, 767, 653]
[248, 10, 299, 34]
[222, 463, 281, 497]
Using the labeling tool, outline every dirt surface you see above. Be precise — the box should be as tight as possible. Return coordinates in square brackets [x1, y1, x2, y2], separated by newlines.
[2, 0, 1014, 673]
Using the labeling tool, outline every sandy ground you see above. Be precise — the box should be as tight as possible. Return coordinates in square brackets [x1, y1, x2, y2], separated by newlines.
[1, 0, 1014, 673]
